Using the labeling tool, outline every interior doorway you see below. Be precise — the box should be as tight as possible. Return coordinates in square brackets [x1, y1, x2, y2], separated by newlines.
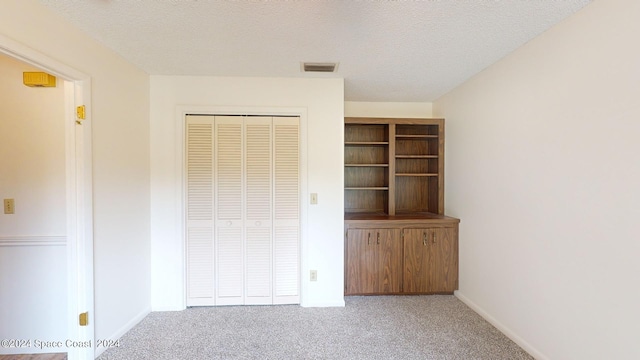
[0, 35, 94, 360]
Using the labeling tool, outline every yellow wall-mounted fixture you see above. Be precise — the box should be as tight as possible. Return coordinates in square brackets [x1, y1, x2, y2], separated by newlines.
[23, 72, 57, 87]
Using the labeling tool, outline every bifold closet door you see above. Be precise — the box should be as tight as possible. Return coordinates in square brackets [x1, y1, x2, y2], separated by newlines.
[185, 115, 300, 307]
[272, 117, 300, 305]
[185, 116, 215, 306]
[214, 116, 245, 305]
[242, 117, 273, 305]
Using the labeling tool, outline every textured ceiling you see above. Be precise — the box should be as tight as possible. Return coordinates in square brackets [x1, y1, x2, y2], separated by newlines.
[38, 0, 592, 102]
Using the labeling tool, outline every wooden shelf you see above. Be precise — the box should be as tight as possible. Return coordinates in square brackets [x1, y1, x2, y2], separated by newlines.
[345, 141, 389, 146]
[345, 163, 389, 167]
[396, 173, 438, 177]
[395, 155, 438, 159]
[395, 134, 438, 139]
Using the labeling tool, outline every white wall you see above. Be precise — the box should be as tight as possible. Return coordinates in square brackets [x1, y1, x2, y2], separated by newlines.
[434, 0, 640, 359]
[345, 101, 432, 118]
[150, 76, 345, 309]
[0, 55, 66, 236]
[0, 54, 67, 354]
[0, 0, 151, 352]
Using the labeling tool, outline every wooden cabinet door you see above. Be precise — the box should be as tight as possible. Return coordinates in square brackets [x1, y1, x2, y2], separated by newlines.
[403, 228, 430, 293]
[428, 227, 458, 293]
[404, 226, 458, 294]
[346, 229, 375, 294]
[376, 228, 402, 293]
[345, 228, 401, 294]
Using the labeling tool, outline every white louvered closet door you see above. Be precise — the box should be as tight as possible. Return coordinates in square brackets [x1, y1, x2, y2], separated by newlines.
[185, 115, 300, 307]
[185, 116, 215, 306]
[244, 117, 273, 304]
[273, 117, 300, 304]
[214, 116, 245, 305]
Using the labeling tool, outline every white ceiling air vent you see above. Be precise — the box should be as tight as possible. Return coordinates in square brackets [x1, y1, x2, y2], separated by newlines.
[302, 62, 338, 73]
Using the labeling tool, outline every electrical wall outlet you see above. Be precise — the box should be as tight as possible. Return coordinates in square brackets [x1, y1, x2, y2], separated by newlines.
[310, 270, 317, 282]
[3, 199, 14, 214]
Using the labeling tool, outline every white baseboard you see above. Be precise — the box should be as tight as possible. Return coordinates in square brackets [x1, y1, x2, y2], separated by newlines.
[0, 235, 66, 246]
[152, 305, 185, 311]
[94, 306, 151, 358]
[300, 300, 346, 308]
[153, 300, 347, 310]
[454, 291, 548, 360]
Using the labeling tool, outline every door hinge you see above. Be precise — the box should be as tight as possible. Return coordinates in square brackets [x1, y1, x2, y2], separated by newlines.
[76, 105, 86, 124]
[79, 312, 89, 326]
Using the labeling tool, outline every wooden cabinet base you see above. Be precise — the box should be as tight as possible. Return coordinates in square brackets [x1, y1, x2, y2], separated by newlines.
[344, 213, 459, 296]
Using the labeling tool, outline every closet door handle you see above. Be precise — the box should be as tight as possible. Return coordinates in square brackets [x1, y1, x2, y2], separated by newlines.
[226, 221, 232, 226]
[432, 233, 436, 243]
[423, 232, 427, 246]
[377, 232, 380, 245]
[368, 232, 371, 245]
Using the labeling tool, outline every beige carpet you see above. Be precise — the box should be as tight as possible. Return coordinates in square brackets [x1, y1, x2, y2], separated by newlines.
[98, 295, 533, 360]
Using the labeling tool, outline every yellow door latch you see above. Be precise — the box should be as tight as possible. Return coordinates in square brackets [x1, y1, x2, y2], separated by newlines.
[79, 312, 88, 326]
[76, 105, 86, 125]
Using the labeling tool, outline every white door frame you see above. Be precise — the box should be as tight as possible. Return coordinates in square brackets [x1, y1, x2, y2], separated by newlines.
[0, 35, 95, 360]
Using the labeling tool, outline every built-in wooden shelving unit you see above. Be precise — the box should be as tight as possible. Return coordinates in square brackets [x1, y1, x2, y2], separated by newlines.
[344, 117, 459, 296]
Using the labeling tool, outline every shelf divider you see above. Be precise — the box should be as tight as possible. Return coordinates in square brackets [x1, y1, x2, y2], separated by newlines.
[389, 123, 396, 216]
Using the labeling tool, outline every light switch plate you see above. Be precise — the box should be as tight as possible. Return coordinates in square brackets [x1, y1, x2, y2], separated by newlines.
[310, 193, 318, 205]
[3, 199, 14, 214]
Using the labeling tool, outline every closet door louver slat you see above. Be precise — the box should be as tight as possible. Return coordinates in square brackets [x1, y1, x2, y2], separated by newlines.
[216, 227, 243, 301]
[274, 227, 299, 298]
[246, 227, 272, 299]
[186, 123, 213, 221]
[216, 121, 243, 220]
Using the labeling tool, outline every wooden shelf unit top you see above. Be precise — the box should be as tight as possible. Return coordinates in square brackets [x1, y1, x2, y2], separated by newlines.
[344, 187, 389, 191]
[344, 212, 459, 227]
[345, 117, 444, 125]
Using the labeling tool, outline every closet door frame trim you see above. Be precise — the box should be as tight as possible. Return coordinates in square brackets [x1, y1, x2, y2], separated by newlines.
[175, 106, 308, 309]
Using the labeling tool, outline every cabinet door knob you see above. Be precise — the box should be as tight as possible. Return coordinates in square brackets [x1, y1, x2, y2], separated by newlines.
[227, 221, 232, 226]
[255, 221, 261, 226]
[368, 232, 371, 245]
[423, 232, 427, 246]
[377, 232, 380, 245]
